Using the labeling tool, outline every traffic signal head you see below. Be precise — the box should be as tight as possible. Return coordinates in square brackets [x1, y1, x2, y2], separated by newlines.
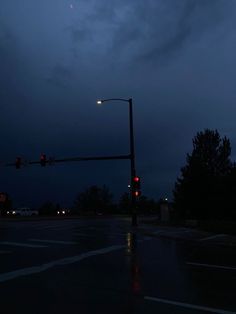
[15, 157, 21, 169]
[131, 176, 141, 198]
[40, 154, 46, 166]
[132, 176, 141, 190]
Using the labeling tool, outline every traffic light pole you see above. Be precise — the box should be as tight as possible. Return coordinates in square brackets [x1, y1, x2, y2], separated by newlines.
[6, 154, 132, 168]
[97, 97, 138, 227]
[128, 98, 137, 227]
[6, 97, 139, 227]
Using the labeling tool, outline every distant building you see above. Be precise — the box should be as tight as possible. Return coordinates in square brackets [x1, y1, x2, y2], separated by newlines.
[0, 192, 11, 215]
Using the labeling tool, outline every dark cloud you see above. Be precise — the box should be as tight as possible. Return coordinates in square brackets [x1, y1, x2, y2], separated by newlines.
[47, 64, 74, 87]
[1, 1, 236, 206]
[67, 0, 232, 67]
[0, 21, 19, 87]
[69, 28, 90, 43]
[0, 20, 32, 125]
[0, 21, 15, 55]
[109, 0, 233, 64]
[65, 0, 235, 73]
[65, 20, 92, 44]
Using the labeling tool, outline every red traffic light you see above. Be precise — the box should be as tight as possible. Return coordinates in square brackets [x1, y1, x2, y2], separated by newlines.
[15, 157, 21, 169]
[131, 176, 141, 198]
[132, 190, 141, 197]
[132, 176, 141, 189]
[40, 154, 46, 166]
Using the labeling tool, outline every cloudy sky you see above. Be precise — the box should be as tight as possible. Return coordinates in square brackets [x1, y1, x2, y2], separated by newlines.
[1, 0, 236, 207]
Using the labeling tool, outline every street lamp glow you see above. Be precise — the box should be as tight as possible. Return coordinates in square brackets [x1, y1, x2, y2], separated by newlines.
[96, 100, 102, 105]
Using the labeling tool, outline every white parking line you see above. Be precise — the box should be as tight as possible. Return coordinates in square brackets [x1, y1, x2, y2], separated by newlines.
[186, 262, 236, 271]
[0, 241, 48, 248]
[144, 296, 236, 314]
[0, 244, 125, 283]
[29, 239, 77, 245]
[199, 234, 225, 241]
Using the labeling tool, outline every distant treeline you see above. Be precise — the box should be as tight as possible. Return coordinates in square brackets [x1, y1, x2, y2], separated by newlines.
[38, 185, 160, 216]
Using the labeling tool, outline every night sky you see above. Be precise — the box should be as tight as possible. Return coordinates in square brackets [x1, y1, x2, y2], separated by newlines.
[1, 0, 236, 208]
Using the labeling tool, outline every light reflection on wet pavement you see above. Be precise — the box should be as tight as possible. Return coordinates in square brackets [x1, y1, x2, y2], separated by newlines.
[0, 217, 235, 313]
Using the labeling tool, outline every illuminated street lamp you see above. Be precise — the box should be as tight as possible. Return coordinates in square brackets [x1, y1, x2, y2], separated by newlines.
[96, 98, 138, 226]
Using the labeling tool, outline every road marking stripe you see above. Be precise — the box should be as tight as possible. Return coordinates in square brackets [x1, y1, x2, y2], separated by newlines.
[73, 232, 129, 239]
[38, 226, 68, 230]
[152, 231, 164, 235]
[0, 241, 48, 248]
[144, 296, 236, 314]
[73, 233, 95, 237]
[199, 234, 225, 241]
[29, 239, 77, 245]
[186, 262, 236, 271]
[0, 250, 12, 254]
[171, 229, 192, 234]
[0, 244, 125, 283]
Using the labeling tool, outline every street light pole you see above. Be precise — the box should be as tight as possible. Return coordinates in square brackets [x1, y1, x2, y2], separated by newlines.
[128, 98, 137, 226]
[97, 98, 138, 226]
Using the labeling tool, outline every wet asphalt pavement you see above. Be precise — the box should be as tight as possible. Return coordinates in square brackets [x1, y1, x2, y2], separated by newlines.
[0, 217, 235, 314]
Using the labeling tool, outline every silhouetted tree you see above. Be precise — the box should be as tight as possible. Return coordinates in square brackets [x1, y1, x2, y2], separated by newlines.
[137, 195, 158, 214]
[173, 129, 232, 220]
[39, 201, 56, 215]
[224, 164, 236, 220]
[119, 192, 158, 214]
[75, 185, 113, 214]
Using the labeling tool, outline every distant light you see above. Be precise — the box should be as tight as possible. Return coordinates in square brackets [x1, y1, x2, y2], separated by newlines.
[96, 100, 102, 105]
[12, 211, 16, 215]
[128, 184, 131, 188]
[62, 210, 65, 214]
[57, 211, 60, 215]
[127, 232, 132, 253]
[164, 198, 168, 201]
